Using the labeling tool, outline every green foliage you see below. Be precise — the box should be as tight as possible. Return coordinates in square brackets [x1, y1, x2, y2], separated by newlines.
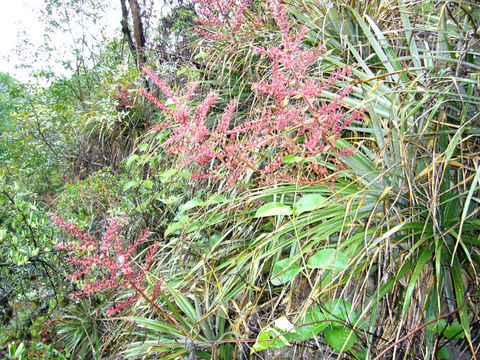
[251, 317, 295, 353]
[54, 299, 107, 360]
[255, 202, 293, 218]
[252, 299, 360, 354]
[0, 338, 25, 359]
[0, 73, 22, 137]
[270, 258, 302, 286]
[437, 346, 450, 359]
[123, 284, 233, 360]
[144, 0, 479, 356]
[54, 169, 121, 227]
[307, 249, 349, 271]
[0, 334, 72, 360]
[0, 179, 68, 341]
[1, 80, 74, 194]
[152, 2, 197, 59]
[323, 326, 357, 352]
[293, 305, 327, 342]
[37, 0, 113, 77]
[2, 0, 479, 358]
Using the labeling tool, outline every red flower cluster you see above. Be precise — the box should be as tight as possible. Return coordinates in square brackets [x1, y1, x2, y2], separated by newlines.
[193, 0, 250, 41]
[53, 215, 161, 315]
[142, 0, 361, 185]
[113, 85, 135, 108]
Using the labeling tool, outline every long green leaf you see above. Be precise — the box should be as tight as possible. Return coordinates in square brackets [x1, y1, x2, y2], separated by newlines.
[402, 244, 435, 318]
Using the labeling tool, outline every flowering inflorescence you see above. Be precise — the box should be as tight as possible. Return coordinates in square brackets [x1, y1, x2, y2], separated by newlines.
[53, 214, 161, 315]
[193, 0, 250, 42]
[141, 0, 361, 185]
[113, 85, 135, 108]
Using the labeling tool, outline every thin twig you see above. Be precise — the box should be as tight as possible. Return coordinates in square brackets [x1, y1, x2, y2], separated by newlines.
[374, 306, 462, 360]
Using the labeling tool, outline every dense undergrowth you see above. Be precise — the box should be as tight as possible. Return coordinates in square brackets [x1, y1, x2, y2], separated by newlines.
[1, 0, 479, 359]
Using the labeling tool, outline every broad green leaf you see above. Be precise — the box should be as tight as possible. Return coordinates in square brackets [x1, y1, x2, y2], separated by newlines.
[177, 67, 188, 76]
[270, 331, 290, 349]
[356, 350, 368, 360]
[271, 258, 302, 285]
[307, 249, 349, 271]
[255, 202, 292, 217]
[324, 326, 357, 352]
[322, 299, 355, 322]
[178, 198, 205, 213]
[208, 233, 221, 248]
[293, 305, 327, 341]
[251, 330, 273, 353]
[205, 194, 227, 205]
[293, 194, 326, 214]
[438, 346, 450, 359]
[123, 180, 139, 191]
[160, 168, 177, 182]
[251, 324, 291, 354]
[163, 195, 179, 205]
[282, 154, 303, 165]
[141, 180, 153, 189]
[125, 154, 139, 168]
[194, 51, 207, 59]
[165, 215, 189, 236]
[425, 317, 447, 333]
[186, 221, 202, 233]
[444, 322, 465, 339]
[180, 169, 191, 179]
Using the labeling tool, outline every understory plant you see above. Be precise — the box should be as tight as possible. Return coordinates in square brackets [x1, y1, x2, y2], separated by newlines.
[53, 215, 160, 316]
[52, 214, 161, 359]
[53, 213, 238, 359]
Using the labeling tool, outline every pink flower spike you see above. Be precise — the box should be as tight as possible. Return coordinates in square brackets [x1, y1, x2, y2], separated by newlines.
[139, 0, 359, 185]
[54, 215, 163, 316]
[143, 67, 176, 100]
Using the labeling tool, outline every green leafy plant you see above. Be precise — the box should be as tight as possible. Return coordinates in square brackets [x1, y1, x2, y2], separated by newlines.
[54, 299, 107, 360]
[124, 283, 235, 359]
[252, 299, 360, 354]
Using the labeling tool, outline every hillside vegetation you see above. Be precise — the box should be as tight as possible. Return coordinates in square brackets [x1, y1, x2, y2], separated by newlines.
[0, 0, 479, 359]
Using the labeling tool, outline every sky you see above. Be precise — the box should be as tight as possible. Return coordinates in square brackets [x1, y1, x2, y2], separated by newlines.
[0, 0, 43, 82]
[0, 0, 121, 83]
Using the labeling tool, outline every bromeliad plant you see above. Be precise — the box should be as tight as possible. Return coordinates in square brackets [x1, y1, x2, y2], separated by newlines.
[141, 0, 361, 186]
[53, 215, 161, 316]
[54, 214, 238, 359]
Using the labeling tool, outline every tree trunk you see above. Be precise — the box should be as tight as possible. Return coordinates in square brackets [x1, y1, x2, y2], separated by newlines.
[128, 0, 147, 70]
[120, 0, 136, 57]
[119, 0, 147, 70]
